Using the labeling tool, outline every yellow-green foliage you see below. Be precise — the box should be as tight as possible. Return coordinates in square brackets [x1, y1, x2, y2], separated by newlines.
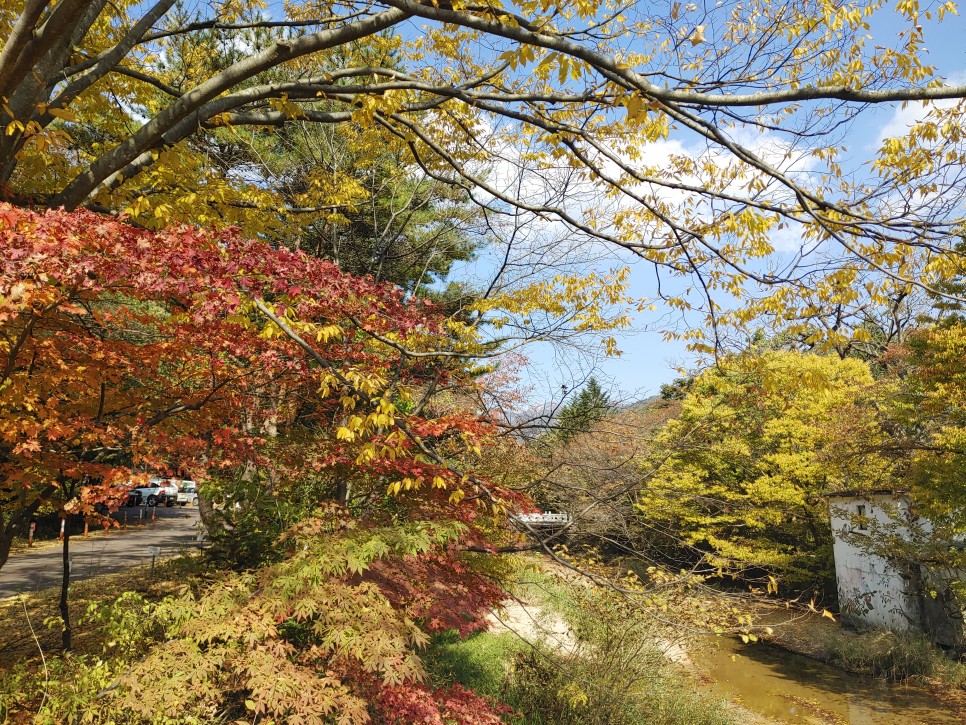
[639, 350, 883, 586]
[0, 514, 480, 724]
[900, 324, 966, 522]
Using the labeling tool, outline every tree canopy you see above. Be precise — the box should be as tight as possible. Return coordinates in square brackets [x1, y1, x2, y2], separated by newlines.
[639, 350, 885, 584]
[8, 0, 966, 717]
[887, 324, 966, 522]
[0, 201, 527, 567]
[0, 201, 538, 719]
[2, 0, 966, 350]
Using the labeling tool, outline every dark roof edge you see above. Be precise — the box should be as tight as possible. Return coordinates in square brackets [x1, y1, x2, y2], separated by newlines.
[825, 489, 909, 499]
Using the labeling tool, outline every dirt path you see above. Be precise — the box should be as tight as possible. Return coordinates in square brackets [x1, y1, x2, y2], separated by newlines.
[487, 599, 577, 651]
[0, 507, 203, 599]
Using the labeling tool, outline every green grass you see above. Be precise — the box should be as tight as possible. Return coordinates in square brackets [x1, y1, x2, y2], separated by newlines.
[424, 630, 529, 700]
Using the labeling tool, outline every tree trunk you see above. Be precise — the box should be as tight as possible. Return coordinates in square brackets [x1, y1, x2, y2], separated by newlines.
[196, 492, 218, 534]
[0, 516, 27, 572]
[0, 488, 54, 572]
[59, 515, 72, 651]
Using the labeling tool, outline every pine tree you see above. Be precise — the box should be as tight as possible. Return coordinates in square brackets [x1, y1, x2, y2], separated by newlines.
[922, 238, 966, 328]
[557, 378, 611, 440]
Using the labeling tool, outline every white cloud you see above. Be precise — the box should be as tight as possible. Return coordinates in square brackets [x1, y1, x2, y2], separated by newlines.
[874, 72, 966, 146]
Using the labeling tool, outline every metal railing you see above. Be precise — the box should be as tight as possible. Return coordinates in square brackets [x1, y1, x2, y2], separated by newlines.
[511, 512, 573, 529]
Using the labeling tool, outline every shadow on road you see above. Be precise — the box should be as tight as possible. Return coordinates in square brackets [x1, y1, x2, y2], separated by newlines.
[0, 507, 204, 599]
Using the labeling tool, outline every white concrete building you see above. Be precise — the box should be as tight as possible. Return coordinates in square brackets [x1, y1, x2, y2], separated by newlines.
[828, 491, 919, 631]
[828, 490, 965, 649]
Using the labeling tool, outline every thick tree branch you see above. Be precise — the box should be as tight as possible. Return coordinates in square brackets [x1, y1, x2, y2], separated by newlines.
[52, 6, 411, 209]
[0, 0, 52, 100]
[381, 0, 966, 107]
[0, 0, 91, 101]
[47, 0, 178, 112]
[60, 15, 360, 78]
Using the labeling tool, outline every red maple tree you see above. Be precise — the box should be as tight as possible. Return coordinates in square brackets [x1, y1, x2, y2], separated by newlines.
[1, 204, 533, 720]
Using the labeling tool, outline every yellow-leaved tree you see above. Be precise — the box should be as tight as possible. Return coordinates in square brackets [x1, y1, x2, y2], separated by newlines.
[638, 349, 892, 588]
[1, 0, 966, 347]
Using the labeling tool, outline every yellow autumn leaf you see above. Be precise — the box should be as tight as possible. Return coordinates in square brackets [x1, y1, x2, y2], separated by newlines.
[689, 25, 706, 45]
[47, 107, 78, 122]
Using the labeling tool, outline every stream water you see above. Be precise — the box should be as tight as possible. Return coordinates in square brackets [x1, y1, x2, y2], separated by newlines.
[699, 637, 962, 724]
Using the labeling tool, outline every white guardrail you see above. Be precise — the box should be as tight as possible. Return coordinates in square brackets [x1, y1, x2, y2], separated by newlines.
[511, 512, 573, 529]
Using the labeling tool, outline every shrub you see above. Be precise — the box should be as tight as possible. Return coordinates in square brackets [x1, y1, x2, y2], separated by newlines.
[504, 638, 735, 725]
[0, 653, 129, 724]
[822, 627, 953, 680]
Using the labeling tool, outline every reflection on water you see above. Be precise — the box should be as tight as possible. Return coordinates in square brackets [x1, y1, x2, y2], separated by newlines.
[699, 637, 961, 724]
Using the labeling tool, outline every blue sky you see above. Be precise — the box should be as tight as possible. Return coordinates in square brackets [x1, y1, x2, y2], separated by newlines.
[473, 7, 966, 405]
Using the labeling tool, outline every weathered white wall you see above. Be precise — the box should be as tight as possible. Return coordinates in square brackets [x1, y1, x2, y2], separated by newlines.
[829, 494, 919, 631]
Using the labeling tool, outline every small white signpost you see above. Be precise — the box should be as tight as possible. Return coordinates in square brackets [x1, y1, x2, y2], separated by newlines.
[147, 545, 161, 576]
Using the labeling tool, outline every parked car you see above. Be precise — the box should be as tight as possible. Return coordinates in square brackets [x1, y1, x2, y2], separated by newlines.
[125, 482, 167, 507]
[152, 478, 179, 507]
[175, 480, 198, 506]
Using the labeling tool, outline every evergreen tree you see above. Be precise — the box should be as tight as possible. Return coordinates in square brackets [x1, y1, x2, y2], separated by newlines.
[557, 378, 611, 440]
[660, 377, 693, 401]
[921, 238, 966, 328]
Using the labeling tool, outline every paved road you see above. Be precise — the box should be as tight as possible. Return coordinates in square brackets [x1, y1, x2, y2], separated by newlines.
[0, 506, 204, 599]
